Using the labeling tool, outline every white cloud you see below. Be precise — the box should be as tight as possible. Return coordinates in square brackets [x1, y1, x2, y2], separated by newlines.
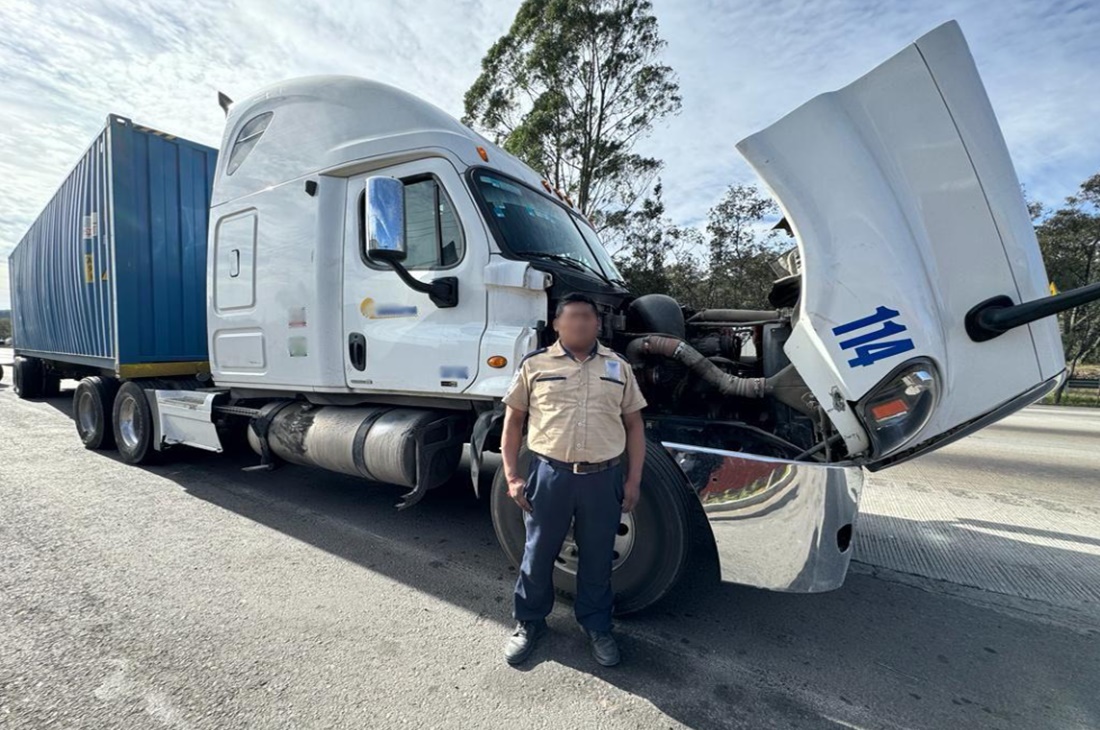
[642, 0, 1100, 225]
[2, 0, 1098, 309]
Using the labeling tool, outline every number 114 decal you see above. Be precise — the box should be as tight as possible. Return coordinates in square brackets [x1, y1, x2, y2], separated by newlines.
[832, 306, 915, 368]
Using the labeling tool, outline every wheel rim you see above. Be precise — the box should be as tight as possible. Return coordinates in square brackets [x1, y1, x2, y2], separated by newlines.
[117, 395, 141, 450]
[554, 512, 636, 575]
[77, 391, 97, 435]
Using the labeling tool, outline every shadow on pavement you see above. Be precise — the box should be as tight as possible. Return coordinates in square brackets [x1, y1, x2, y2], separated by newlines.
[20, 385, 1100, 729]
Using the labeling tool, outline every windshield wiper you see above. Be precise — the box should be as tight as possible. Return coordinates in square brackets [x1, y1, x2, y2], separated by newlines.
[525, 252, 624, 289]
[525, 252, 591, 273]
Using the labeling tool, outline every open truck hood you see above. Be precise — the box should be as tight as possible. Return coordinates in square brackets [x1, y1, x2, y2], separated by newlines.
[737, 21, 1066, 469]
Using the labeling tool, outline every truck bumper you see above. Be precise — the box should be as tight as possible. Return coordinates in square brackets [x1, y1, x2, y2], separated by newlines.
[662, 442, 864, 592]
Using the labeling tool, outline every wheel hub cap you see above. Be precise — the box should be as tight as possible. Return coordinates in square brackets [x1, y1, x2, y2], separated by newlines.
[77, 391, 97, 434]
[555, 512, 636, 575]
[117, 396, 140, 450]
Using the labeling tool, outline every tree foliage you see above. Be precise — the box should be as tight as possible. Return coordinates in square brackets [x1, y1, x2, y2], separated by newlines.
[463, 0, 681, 228]
[702, 185, 783, 310]
[1036, 172, 1100, 390]
[612, 182, 788, 310]
[610, 181, 702, 305]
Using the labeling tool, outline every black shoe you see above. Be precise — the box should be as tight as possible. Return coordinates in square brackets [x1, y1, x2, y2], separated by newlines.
[504, 619, 547, 665]
[584, 627, 621, 667]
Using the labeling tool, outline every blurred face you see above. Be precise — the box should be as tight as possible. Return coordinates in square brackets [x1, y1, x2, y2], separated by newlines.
[553, 301, 600, 350]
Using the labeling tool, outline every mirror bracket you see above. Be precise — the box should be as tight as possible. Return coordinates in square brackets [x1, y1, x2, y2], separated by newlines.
[382, 258, 459, 309]
[364, 175, 459, 308]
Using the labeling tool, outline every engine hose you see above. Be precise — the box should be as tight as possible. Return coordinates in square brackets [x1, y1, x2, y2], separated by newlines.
[626, 335, 768, 399]
[687, 308, 783, 323]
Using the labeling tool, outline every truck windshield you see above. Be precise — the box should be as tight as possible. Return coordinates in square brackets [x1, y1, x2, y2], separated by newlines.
[469, 169, 626, 285]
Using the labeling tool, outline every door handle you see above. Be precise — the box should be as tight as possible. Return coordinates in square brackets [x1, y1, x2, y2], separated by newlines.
[348, 333, 366, 371]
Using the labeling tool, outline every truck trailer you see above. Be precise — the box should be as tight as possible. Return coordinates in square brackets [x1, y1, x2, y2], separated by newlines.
[9, 21, 1100, 613]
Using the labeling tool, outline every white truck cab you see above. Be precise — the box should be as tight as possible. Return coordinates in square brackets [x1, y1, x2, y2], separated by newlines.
[57, 21, 1098, 611]
[208, 76, 586, 400]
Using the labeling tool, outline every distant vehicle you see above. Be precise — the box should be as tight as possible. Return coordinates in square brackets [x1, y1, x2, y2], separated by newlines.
[7, 21, 1099, 612]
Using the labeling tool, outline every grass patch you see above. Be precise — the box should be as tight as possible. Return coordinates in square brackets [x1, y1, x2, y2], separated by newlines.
[1042, 387, 1100, 407]
[1074, 363, 1100, 379]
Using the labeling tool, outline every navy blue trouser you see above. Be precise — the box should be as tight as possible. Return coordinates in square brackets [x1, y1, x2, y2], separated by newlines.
[513, 455, 625, 632]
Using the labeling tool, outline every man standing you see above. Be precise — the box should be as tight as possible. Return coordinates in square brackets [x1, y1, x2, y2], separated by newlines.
[499, 292, 648, 667]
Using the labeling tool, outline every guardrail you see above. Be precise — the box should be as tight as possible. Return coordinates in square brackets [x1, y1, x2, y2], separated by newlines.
[1067, 378, 1100, 389]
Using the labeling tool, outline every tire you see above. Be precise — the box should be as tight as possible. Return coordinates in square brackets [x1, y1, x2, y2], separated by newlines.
[73, 376, 120, 450]
[41, 372, 61, 398]
[13, 357, 44, 399]
[112, 381, 160, 465]
[490, 439, 694, 615]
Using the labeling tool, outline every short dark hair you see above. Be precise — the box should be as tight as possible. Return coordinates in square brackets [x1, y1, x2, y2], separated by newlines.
[554, 292, 600, 318]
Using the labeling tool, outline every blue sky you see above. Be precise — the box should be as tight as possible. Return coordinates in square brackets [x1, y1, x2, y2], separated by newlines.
[2, 0, 1098, 309]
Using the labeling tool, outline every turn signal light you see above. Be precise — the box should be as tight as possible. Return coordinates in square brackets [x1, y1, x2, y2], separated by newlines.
[476, 146, 489, 162]
[487, 355, 508, 368]
[857, 358, 939, 457]
[870, 398, 908, 422]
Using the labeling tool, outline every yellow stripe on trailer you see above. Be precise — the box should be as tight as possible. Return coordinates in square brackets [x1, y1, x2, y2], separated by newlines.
[118, 361, 211, 379]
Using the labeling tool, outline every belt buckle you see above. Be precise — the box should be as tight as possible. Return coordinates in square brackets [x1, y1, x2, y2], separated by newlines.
[572, 462, 583, 474]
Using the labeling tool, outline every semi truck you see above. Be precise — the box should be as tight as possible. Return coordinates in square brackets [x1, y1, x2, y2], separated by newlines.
[9, 21, 1100, 613]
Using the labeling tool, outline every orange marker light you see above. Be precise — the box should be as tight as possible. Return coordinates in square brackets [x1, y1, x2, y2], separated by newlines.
[476, 146, 489, 162]
[870, 399, 908, 421]
[487, 355, 508, 368]
[541, 179, 554, 193]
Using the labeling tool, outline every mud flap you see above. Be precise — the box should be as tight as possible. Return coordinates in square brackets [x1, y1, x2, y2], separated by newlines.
[396, 414, 467, 510]
[468, 401, 505, 498]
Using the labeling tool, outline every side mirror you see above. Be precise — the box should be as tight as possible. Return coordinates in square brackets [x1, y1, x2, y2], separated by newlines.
[360, 175, 460, 309]
[365, 176, 407, 261]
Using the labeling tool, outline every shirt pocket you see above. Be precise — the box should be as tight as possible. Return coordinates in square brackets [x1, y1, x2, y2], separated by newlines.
[594, 375, 626, 414]
[531, 373, 572, 400]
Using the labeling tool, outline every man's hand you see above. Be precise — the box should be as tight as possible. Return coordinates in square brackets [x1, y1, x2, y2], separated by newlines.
[621, 477, 641, 513]
[507, 472, 533, 513]
[501, 405, 530, 513]
[621, 409, 645, 513]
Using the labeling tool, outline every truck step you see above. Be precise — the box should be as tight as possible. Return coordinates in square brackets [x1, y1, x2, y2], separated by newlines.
[213, 404, 264, 418]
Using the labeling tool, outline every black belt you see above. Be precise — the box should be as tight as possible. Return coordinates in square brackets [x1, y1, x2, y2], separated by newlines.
[533, 451, 623, 475]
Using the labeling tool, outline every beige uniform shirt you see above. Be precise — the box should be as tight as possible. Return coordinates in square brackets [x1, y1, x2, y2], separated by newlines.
[502, 338, 647, 463]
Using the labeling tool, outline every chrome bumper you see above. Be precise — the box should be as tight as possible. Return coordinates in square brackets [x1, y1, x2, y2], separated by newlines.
[662, 442, 864, 592]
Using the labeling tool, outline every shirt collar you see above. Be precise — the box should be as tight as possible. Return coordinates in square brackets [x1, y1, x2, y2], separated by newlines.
[550, 338, 602, 361]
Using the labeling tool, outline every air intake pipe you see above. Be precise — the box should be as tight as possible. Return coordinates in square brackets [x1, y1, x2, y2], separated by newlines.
[626, 335, 768, 398]
[686, 309, 783, 323]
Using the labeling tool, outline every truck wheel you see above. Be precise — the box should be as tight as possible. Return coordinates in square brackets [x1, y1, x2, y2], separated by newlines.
[74, 377, 120, 450]
[42, 372, 61, 398]
[490, 440, 693, 615]
[112, 381, 160, 465]
[13, 357, 44, 399]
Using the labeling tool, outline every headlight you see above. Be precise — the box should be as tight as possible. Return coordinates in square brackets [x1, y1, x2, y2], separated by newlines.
[856, 358, 940, 457]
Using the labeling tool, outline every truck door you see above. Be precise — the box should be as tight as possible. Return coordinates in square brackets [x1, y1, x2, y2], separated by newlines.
[736, 21, 1066, 468]
[342, 158, 487, 394]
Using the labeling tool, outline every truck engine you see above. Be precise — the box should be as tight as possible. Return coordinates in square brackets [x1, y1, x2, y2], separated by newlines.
[533, 253, 838, 468]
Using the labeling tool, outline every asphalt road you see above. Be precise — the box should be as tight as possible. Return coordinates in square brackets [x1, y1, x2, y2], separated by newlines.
[2, 347, 1099, 729]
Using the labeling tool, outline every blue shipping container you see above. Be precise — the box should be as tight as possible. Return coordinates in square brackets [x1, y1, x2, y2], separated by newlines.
[8, 115, 217, 377]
